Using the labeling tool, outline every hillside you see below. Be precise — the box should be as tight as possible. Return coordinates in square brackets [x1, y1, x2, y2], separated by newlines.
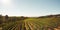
[0, 14, 60, 30]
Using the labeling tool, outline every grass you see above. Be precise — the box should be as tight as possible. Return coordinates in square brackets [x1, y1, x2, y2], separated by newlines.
[2, 17, 60, 30]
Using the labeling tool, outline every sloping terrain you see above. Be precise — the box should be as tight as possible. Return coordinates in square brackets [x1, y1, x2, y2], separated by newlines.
[2, 14, 60, 30]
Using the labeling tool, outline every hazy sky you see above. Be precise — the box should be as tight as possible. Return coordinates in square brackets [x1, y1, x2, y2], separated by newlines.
[0, 0, 60, 16]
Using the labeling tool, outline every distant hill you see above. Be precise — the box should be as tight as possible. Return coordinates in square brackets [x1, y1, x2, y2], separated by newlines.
[38, 14, 60, 18]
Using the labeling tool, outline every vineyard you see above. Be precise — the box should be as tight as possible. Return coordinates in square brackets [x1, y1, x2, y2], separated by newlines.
[0, 14, 60, 30]
[2, 17, 60, 30]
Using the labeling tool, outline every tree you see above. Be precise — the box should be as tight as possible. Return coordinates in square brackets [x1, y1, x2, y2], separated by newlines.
[0, 15, 3, 24]
[5, 15, 9, 19]
[20, 16, 28, 20]
[0, 15, 2, 18]
[5, 15, 9, 22]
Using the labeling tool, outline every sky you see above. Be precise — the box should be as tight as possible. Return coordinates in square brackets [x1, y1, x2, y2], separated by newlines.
[0, 0, 60, 17]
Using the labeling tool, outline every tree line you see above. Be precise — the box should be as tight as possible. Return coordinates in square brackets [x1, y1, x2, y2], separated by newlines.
[0, 15, 28, 24]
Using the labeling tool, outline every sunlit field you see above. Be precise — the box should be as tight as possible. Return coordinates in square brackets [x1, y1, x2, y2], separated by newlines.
[0, 14, 60, 30]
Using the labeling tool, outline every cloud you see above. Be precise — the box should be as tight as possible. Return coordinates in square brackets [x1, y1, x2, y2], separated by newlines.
[1, 0, 12, 4]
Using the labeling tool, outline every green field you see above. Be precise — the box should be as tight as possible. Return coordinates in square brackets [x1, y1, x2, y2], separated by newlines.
[0, 14, 60, 30]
